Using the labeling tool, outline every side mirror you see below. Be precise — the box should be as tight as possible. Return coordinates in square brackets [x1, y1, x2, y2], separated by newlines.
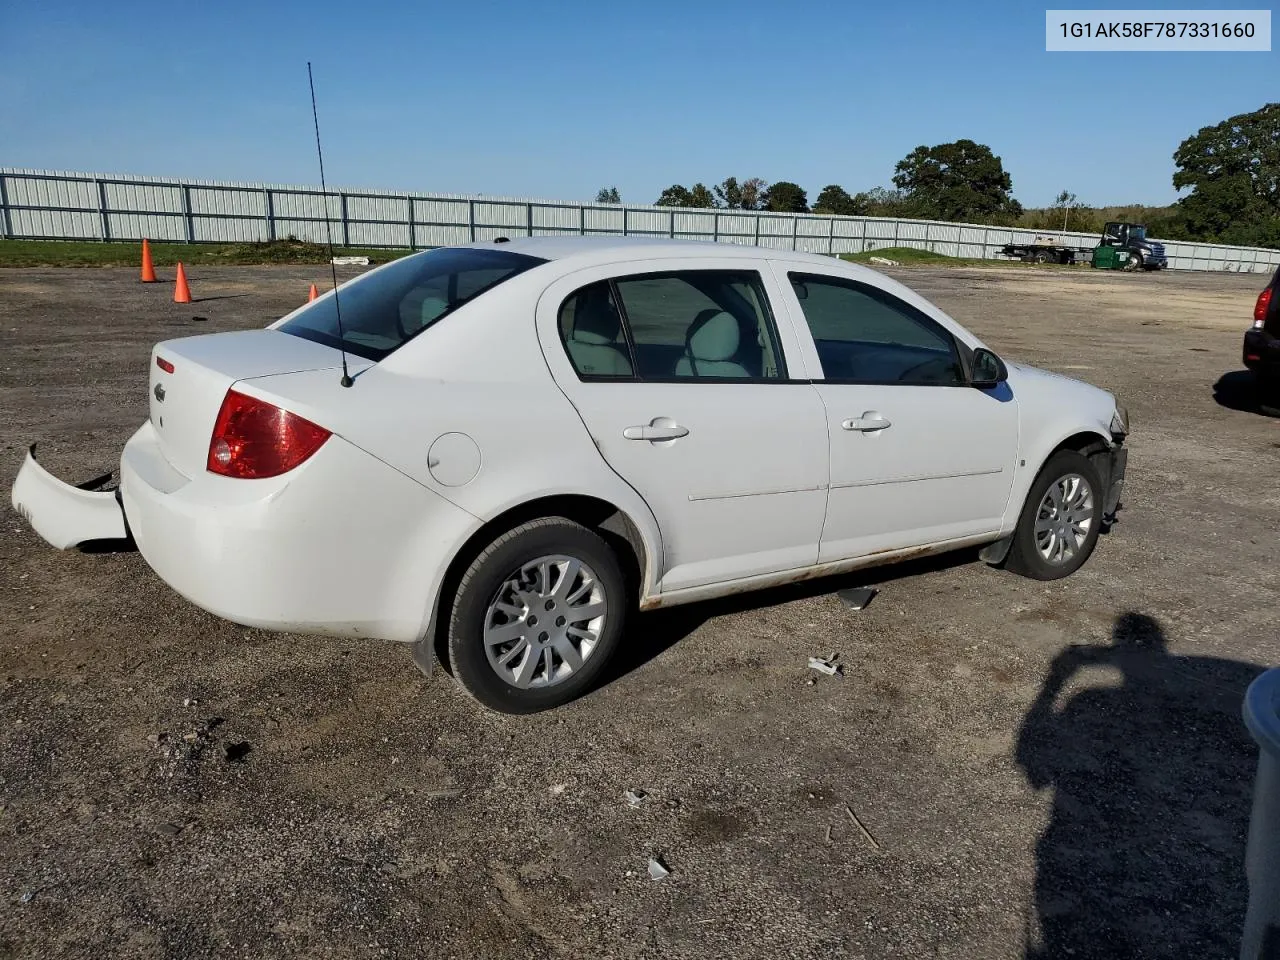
[971, 348, 1008, 388]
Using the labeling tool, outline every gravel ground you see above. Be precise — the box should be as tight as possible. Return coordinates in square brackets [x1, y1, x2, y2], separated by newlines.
[1, 262, 1277, 960]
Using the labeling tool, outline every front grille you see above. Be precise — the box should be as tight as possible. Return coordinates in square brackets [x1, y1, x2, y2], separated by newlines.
[1150, 242, 1166, 259]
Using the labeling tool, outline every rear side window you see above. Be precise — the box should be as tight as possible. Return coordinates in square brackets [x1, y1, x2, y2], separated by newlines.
[789, 273, 964, 385]
[281, 248, 545, 361]
[559, 270, 785, 381]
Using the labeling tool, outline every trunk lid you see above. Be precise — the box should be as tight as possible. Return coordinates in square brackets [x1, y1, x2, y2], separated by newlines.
[148, 329, 369, 478]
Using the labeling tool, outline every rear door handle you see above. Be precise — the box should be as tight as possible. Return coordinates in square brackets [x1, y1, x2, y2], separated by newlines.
[623, 421, 689, 441]
[842, 414, 892, 432]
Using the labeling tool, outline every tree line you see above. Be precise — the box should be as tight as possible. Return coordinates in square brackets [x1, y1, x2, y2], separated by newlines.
[593, 102, 1279, 249]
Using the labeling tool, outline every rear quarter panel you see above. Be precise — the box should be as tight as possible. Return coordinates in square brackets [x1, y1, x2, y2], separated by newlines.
[244, 271, 665, 601]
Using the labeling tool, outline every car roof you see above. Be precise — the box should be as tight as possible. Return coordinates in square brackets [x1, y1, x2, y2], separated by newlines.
[456, 235, 877, 277]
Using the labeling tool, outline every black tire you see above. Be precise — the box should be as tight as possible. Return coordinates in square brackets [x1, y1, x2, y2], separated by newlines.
[1125, 251, 1144, 272]
[1005, 450, 1104, 581]
[1033, 250, 1054, 265]
[447, 517, 626, 713]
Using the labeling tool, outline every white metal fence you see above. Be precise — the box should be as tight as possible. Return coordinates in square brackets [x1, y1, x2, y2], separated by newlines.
[3, 167, 1278, 275]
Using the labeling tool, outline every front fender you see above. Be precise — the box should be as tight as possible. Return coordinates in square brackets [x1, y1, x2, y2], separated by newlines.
[1002, 363, 1118, 530]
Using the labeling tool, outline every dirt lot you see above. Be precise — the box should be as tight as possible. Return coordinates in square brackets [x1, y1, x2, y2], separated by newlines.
[1, 262, 1277, 960]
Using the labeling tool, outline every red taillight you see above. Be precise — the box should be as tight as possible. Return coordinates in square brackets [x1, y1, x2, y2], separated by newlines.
[206, 389, 331, 479]
[1255, 287, 1273, 329]
[156, 356, 175, 374]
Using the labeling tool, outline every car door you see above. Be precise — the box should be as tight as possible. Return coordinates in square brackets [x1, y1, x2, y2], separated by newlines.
[771, 264, 1018, 564]
[536, 258, 829, 592]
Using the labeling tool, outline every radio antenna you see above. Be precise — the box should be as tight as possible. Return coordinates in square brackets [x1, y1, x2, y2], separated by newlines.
[307, 62, 353, 388]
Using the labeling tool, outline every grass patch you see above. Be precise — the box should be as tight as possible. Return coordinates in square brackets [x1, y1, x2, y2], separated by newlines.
[839, 247, 993, 267]
[0, 238, 414, 268]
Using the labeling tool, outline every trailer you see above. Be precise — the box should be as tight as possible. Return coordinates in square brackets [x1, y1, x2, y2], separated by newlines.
[1000, 235, 1093, 265]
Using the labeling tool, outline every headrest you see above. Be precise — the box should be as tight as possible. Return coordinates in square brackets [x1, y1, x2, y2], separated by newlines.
[687, 310, 740, 362]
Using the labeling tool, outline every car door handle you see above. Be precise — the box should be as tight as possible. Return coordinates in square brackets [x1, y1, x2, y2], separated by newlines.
[842, 414, 892, 432]
[623, 423, 689, 441]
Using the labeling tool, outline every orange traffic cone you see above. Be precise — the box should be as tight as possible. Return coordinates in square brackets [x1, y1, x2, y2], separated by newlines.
[307, 283, 319, 302]
[173, 262, 192, 304]
[140, 238, 158, 283]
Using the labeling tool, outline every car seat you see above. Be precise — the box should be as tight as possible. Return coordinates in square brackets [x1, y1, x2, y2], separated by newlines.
[566, 287, 633, 376]
[675, 310, 750, 378]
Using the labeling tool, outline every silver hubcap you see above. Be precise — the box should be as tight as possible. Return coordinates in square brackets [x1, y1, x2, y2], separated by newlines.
[1034, 473, 1095, 565]
[483, 555, 607, 689]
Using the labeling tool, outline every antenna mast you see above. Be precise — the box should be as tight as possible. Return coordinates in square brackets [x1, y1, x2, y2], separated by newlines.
[307, 62, 354, 388]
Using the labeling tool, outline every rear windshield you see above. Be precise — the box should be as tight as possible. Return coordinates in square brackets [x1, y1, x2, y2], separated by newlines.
[280, 247, 546, 361]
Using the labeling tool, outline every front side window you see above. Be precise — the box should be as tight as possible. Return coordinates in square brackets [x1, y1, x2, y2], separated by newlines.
[789, 273, 965, 385]
[281, 247, 545, 361]
[558, 270, 785, 381]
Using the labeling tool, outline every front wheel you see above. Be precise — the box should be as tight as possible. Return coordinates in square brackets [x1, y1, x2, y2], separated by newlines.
[447, 517, 627, 713]
[1005, 450, 1104, 580]
[1125, 251, 1144, 272]
[1033, 250, 1055, 265]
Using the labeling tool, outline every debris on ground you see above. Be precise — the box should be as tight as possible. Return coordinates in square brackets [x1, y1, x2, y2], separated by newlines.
[152, 718, 225, 780]
[647, 857, 670, 881]
[225, 741, 252, 763]
[625, 788, 647, 808]
[846, 805, 881, 850]
[836, 586, 877, 610]
[331, 255, 370, 266]
[808, 654, 843, 677]
[869, 256, 900, 266]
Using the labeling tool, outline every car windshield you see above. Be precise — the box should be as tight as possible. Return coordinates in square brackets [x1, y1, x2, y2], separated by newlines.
[280, 247, 546, 361]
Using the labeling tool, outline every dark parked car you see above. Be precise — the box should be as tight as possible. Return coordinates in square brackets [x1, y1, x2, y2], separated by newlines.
[1243, 266, 1280, 410]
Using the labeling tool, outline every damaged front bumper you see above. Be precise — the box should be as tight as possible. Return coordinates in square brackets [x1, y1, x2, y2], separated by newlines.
[10, 444, 130, 549]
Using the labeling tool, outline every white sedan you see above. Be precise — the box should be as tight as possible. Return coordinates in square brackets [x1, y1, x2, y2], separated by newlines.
[12, 238, 1128, 712]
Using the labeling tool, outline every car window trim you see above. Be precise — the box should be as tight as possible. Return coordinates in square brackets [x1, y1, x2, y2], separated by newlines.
[558, 268, 795, 384]
[787, 271, 968, 386]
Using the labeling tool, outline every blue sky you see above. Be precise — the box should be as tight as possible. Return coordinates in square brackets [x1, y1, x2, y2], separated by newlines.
[1, 0, 1275, 208]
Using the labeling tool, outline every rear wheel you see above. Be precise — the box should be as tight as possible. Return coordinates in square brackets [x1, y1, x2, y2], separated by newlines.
[447, 517, 626, 713]
[1033, 250, 1055, 265]
[1005, 450, 1103, 580]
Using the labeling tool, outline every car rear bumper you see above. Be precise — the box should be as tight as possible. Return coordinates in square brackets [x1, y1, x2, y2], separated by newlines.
[10, 445, 129, 549]
[1244, 329, 1280, 381]
[118, 421, 478, 643]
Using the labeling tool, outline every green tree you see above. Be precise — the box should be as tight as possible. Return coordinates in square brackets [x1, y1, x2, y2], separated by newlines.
[655, 185, 693, 207]
[762, 181, 808, 213]
[853, 187, 913, 217]
[1172, 102, 1280, 248]
[688, 183, 717, 208]
[594, 186, 621, 204]
[1052, 190, 1078, 232]
[655, 183, 716, 208]
[892, 140, 1022, 223]
[812, 184, 864, 216]
[714, 177, 767, 210]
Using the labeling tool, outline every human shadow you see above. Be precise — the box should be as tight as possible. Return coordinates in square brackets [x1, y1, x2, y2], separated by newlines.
[1017, 612, 1263, 959]
[1213, 370, 1279, 418]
